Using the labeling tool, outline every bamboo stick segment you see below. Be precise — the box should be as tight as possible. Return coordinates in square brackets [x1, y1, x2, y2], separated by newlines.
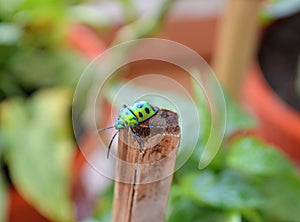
[213, 0, 260, 98]
[112, 109, 180, 222]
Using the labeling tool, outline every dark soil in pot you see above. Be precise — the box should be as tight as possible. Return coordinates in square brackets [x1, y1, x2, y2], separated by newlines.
[258, 10, 300, 111]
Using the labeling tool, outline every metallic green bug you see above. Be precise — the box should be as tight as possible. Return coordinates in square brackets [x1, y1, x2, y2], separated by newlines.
[98, 101, 159, 158]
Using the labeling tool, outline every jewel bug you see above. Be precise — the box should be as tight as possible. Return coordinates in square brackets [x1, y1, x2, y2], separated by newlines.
[98, 101, 160, 158]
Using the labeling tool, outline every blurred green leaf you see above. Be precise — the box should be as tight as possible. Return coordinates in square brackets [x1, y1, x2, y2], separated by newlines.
[259, 174, 300, 221]
[119, 0, 138, 23]
[0, 0, 88, 102]
[181, 170, 263, 210]
[224, 96, 257, 135]
[192, 80, 256, 140]
[85, 185, 114, 222]
[8, 49, 85, 89]
[167, 198, 227, 222]
[192, 78, 211, 146]
[68, 5, 112, 28]
[226, 137, 295, 176]
[113, 0, 176, 43]
[0, 87, 74, 222]
[0, 172, 8, 222]
[0, 23, 22, 45]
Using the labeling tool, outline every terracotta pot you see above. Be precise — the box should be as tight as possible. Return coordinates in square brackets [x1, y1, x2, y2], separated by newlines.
[68, 24, 107, 60]
[68, 15, 218, 61]
[8, 189, 49, 222]
[242, 64, 300, 166]
[160, 17, 218, 60]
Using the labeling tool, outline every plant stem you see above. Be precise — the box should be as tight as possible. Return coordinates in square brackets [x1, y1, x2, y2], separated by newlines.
[113, 0, 176, 44]
[120, 0, 138, 23]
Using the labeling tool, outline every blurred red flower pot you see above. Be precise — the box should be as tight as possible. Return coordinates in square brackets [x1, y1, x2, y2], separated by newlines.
[242, 11, 300, 166]
[68, 24, 107, 60]
[243, 64, 300, 165]
[8, 189, 49, 222]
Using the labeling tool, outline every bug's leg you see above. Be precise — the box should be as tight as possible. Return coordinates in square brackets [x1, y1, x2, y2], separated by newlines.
[130, 127, 144, 149]
[97, 125, 115, 132]
[107, 130, 119, 159]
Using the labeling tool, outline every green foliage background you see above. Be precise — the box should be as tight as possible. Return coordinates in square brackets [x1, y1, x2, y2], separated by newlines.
[1, 0, 300, 221]
[0, 0, 88, 221]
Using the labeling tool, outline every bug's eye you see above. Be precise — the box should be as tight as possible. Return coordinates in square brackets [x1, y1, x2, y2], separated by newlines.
[125, 121, 129, 126]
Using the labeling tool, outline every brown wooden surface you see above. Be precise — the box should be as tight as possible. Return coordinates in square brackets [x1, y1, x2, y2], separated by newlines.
[112, 109, 180, 222]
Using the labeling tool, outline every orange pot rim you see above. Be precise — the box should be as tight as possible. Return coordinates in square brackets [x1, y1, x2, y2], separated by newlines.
[243, 63, 300, 140]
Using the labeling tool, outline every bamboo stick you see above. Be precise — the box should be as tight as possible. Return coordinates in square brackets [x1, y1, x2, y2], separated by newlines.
[112, 109, 180, 222]
[213, 0, 260, 98]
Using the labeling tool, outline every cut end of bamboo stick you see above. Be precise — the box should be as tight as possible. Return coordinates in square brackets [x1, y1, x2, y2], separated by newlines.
[117, 108, 180, 163]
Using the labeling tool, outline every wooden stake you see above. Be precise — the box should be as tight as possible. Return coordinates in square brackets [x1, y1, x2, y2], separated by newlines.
[112, 109, 180, 222]
[213, 0, 260, 98]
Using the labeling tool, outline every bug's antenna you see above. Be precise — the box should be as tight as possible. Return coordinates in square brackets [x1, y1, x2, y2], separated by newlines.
[97, 125, 115, 132]
[107, 130, 119, 159]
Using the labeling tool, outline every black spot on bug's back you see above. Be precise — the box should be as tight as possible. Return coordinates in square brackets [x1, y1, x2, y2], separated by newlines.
[145, 107, 150, 114]
[139, 112, 143, 118]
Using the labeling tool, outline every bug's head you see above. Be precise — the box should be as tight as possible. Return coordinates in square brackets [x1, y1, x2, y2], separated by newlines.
[114, 118, 125, 129]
